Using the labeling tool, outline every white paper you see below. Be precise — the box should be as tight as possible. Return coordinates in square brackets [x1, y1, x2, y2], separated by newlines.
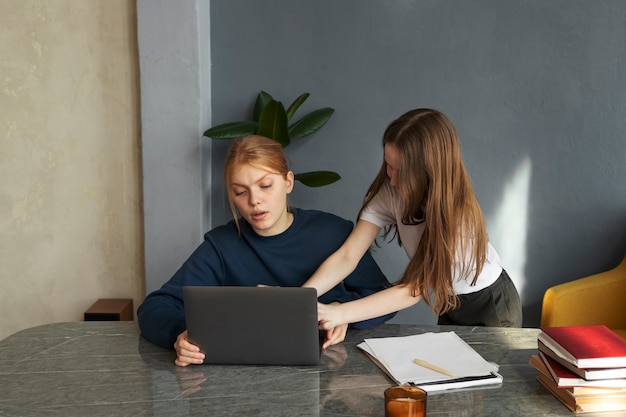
[358, 331, 501, 392]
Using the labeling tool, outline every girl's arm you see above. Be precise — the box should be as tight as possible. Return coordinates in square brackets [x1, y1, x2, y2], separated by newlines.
[303, 219, 381, 296]
[318, 284, 421, 329]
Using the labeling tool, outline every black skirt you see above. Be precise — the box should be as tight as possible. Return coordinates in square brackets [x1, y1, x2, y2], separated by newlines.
[437, 269, 523, 328]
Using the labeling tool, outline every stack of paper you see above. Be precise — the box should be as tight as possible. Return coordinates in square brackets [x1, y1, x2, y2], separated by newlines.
[531, 325, 626, 414]
[358, 331, 502, 393]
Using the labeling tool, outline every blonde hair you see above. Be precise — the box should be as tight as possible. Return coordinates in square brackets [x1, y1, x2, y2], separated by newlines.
[223, 135, 291, 232]
[360, 109, 488, 314]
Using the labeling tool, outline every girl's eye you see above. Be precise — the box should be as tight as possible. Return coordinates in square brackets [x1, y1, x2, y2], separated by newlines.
[260, 183, 272, 189]
[233, 189, 246, 197]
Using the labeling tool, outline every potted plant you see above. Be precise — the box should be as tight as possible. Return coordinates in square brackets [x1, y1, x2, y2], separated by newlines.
[203, 91, 340, 187]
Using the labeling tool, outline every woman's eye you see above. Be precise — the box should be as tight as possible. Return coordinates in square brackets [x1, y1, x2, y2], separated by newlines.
[260, 183, 272, 189]
[234, 190, 246, 197]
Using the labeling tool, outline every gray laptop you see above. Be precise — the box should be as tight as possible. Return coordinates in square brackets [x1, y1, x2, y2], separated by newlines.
[183, 286, 321, 365]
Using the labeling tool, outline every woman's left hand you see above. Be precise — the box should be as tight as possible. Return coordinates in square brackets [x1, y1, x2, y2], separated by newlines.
[322, 323, 348, 349]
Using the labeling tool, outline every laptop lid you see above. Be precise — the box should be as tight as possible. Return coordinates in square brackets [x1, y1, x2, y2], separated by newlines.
[183, 286, 320, 365]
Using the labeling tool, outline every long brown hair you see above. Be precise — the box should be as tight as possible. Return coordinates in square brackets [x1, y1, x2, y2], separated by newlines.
[223, 135, 291, 232]
[359, 109, 488, 314]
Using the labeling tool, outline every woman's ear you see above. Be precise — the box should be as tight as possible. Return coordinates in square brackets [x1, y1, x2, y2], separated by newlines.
[285, 171, 295, 194]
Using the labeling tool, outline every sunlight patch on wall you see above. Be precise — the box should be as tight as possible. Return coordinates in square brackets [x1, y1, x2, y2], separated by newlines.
[485, 157, 531, 298]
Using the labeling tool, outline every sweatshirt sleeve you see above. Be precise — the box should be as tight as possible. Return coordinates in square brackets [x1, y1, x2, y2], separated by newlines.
[137, 236, 226, 348]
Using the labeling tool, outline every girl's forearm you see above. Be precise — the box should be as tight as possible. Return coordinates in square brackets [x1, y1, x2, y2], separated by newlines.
[303, 250, 360, 295]
[337, 285, 421, 325]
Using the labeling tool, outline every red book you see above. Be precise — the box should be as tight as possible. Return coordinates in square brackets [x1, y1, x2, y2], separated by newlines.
[539, 325, 626, 369]
[536, 352, 626, 388]
[538, 340, 626, 380]
[531, 354, 626, 392]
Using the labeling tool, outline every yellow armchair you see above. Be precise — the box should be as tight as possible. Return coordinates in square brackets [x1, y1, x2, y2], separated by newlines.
[541, 255, 626, 339]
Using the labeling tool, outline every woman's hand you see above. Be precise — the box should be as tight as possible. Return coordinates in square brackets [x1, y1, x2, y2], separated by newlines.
[322, 322, 348, 349]
[173, 330, 205, 366]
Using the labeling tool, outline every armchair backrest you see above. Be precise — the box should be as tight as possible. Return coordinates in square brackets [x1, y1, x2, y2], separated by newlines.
[541, 255, 626, 335]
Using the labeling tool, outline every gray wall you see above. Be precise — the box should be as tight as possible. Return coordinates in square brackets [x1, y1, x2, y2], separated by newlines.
[139, 1, 626, 328]
[138, 0, 212, 295]
[209, 0, 626, 327]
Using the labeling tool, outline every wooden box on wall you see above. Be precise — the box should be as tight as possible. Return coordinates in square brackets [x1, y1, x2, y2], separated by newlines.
[84, 298, 134, 321]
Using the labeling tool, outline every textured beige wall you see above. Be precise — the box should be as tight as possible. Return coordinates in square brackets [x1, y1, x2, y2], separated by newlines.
[0, 1, 144, 340]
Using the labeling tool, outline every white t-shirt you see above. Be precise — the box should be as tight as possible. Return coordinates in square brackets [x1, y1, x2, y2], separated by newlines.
[359, 181, 502, 294]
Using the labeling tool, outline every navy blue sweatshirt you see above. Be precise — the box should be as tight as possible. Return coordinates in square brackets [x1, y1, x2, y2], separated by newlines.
[137, 208, 396, 348]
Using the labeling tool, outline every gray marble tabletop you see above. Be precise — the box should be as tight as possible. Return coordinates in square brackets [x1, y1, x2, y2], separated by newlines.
[1, 321, 622, 416]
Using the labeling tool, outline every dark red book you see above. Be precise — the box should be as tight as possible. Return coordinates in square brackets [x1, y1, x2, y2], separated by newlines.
[538, 325, 626, 369]
[536, 351, 626, 388]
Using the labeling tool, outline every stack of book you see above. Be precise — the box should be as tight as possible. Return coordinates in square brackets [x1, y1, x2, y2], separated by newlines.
[530, 325, 626, 414]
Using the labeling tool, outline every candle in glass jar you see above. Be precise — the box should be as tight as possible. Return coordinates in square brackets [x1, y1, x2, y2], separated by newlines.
[384, 386, 427, 417]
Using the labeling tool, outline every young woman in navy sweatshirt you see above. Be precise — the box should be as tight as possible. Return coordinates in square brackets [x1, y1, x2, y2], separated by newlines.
[137, 135, 395, 366]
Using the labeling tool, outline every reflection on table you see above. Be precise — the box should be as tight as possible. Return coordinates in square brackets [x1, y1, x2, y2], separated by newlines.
[2, 321, 622, 416]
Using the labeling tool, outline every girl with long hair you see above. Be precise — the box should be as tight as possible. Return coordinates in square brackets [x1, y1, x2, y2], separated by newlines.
[304, 109, 522, 329]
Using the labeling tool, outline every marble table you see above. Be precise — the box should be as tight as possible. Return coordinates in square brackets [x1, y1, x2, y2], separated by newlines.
[1, 321, 619, 416]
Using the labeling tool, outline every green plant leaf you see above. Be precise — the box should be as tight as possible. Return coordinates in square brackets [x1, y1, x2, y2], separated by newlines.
[288, 108, 335, 139]
[294, 171, 341, 187]
[204, 91, 340, 188]
[257, 100, 290, 147]
[203, 121, 258, 139]
[252, 91, 274, 122]
[286, 93, 310, 121]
